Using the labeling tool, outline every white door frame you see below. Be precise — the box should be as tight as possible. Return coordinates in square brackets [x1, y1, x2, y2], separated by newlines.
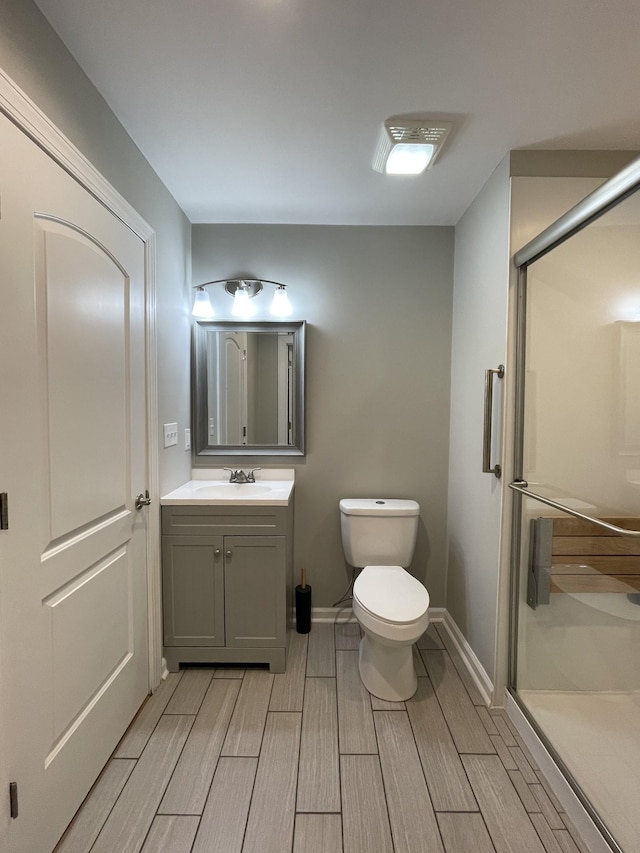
[0, 69, 163, 691]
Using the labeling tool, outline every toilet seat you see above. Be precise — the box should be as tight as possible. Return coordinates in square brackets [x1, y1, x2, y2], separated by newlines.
[354, 566, 429, 625]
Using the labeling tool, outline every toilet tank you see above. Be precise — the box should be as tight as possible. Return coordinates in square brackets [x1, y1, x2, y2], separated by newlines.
[339, 498, 420, 568]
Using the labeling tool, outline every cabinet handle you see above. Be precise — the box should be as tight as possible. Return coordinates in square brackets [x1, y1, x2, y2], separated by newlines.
[214, 549, 221, 557]
[225, 549, 232, 558]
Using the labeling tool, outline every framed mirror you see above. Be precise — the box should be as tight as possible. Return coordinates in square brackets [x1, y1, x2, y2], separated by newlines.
[193, 320, 305, 456]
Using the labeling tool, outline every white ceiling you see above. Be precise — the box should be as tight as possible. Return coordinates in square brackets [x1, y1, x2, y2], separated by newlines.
[34, 0, 640, 226]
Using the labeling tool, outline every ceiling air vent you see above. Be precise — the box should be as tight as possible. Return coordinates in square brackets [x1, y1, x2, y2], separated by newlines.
[372, 118, 453, 175]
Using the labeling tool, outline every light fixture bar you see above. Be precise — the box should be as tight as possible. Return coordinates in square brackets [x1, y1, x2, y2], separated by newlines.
[191, 278, 293, 318]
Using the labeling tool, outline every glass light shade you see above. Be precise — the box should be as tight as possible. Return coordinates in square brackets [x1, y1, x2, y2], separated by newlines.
[270, 286, 292, 317]
[192, 287, 215, 318]
[232, 287, 256, 318]
[385, 142, 435, 175]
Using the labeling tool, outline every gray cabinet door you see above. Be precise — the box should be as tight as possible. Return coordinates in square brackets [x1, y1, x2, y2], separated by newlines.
[162, 535, 225, 646]
[224, 536, 286, 648]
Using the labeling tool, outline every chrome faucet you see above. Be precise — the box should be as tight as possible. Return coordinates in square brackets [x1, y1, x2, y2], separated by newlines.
[223, 467, 261, 484]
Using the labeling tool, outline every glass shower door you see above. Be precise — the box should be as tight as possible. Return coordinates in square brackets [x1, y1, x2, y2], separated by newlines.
[510, 186, 640, 853]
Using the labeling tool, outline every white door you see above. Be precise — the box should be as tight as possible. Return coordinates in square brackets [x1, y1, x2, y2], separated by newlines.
[0, 113, 149, 852]
[218, 332, 247, 444]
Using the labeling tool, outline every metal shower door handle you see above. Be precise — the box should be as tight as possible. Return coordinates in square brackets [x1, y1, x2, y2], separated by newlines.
[482, 364, 505, 478]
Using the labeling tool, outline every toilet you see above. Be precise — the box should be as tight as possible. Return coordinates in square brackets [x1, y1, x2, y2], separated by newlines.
[339, 498, 430, 701]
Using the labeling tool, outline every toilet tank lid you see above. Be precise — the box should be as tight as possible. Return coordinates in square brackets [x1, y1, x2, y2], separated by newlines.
[339, 498, 419, 517]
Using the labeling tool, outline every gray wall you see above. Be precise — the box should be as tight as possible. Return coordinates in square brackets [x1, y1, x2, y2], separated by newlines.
[446, 156, 511, 683]
[0, 0, 192, 494]
[192, 224, 454, 607]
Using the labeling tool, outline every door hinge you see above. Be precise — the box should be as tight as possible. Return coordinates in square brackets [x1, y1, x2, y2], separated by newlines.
[9, 781, 18, 818]
[0, 492, 8, 530]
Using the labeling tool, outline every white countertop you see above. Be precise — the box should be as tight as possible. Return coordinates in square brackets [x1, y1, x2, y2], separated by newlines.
[161, 468, 295, 506]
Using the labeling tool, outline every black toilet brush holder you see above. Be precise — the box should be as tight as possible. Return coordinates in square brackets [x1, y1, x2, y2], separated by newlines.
[295, 568, 312, 634]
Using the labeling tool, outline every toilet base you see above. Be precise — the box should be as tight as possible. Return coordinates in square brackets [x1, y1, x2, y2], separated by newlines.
[358, 632, 418, 702]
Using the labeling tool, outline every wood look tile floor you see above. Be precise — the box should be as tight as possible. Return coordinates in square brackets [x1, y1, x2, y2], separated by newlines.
[54, 622, 589, 853]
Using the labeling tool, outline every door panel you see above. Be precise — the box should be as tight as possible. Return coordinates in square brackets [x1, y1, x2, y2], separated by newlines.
[41, 219, 129, 537]
[225, 536, 286, 647]
[162, 536, 225, 646]
[0, 112, 148, 853]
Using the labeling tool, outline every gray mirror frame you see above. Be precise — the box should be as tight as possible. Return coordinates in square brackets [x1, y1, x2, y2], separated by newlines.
[193, 320, 306, 457]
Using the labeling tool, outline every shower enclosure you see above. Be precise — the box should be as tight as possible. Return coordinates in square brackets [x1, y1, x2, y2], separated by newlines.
[509, 159, 640, 853]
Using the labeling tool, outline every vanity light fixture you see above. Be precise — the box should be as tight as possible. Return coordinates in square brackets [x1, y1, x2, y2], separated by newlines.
[192, 286, 216, 319]
[191, 279, 293, 319]
[372, 117, 452, 176]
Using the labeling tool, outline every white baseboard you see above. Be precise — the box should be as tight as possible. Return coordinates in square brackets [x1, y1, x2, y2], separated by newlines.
[505, 692, 612, 853]
[311, 606, 356, 623]
[439, 611, 494, 706]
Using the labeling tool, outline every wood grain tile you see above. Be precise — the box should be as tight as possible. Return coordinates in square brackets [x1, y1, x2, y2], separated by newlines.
[535, 771, 564, 813]
[434, 624, 486, 705]
[510, 746, 538, 784]
[406, 678, 477, 812]
[159, 678, 241, 814]
[55, 616, 600, 853]
[114, 673, 182, 759]
[476, 705, 500, 736]
[553, 829, 581, 853]
[413, 644, 427, 676]
[491, 734, 518, 770]
[336, 650, 377, 754]
[374, 711, 444, 853]
[370, 695, 406, 710]
[341, 755, 393, 853]
[490, 710, 518, 747]
[221, 669, 273, 756]
[422, 650, 494, 754]
[91, 715, 193, 853]
[55, 759, 136, 853]
[462, 754, 546, 853]
[269, 630, 308, 711]
[242, 712, 302, 853]
[508, 769, 540, 813]
[529, 813, 566, 853]
[437, 812, 495, 853]
[297, 677, 340, 812]
[294, 814, 343, 853]
[306, 622, 336, 677]
[191, 757, 257, 853]
[417, 624, 444, 650]
[530, 784, 564, 829]
[213, 668, 245, 678]
[140, 816, 199, 852]
[164, 668, 214, 715]
[335, 621, 361, 650]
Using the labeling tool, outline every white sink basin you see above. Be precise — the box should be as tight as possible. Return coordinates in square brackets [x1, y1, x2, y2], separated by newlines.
[160, 471, 294, 506]
[195, 483, 272, 498]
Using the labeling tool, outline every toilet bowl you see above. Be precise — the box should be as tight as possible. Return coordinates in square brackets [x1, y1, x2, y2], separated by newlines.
[353, 565, 430, 701]
[339, 498, 430, 701]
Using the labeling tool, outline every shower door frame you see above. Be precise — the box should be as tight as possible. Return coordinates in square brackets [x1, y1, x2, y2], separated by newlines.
[507, 154, 640, 853]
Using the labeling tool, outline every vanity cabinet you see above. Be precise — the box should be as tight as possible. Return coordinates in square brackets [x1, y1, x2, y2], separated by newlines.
[161, 503, 292, 672]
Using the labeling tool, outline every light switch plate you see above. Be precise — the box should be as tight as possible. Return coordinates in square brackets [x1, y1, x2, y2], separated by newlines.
[184, 428, 191, 450]
[163, 422, 178, 448]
